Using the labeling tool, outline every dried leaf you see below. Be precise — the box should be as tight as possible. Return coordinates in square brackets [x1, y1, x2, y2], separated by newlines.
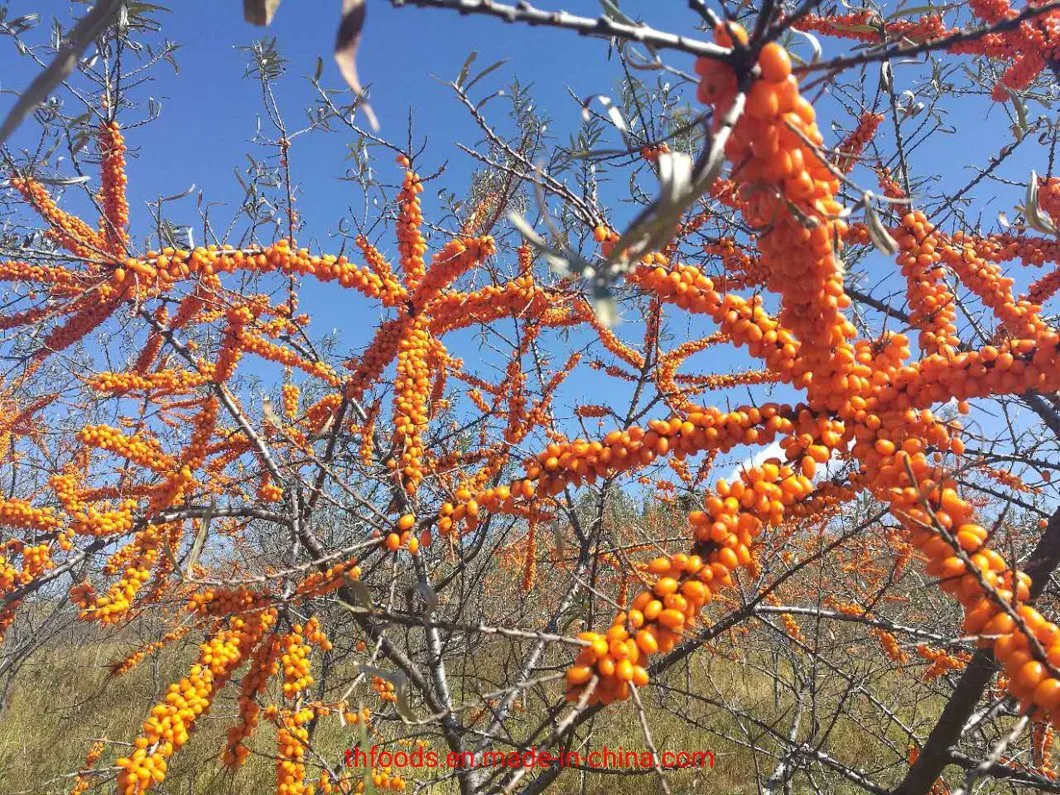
[880, 62, 893, 92]
[184, 498, 215, 576]
[1021, 171, 1058, 235]
[550, 520, 566, 559]
[243, 0, 282, 25]
[830, 22, 881, 34]
[335, 0, 378, 131]
[789, 26, 823, 63]
[412, 580, 439, 617]
[161, 184, 197, 203]
[1007, 88, 1029, 140]
[506, 211, 578, 276]
[863, 194, 899, 255]
[344, 579, 374, 608]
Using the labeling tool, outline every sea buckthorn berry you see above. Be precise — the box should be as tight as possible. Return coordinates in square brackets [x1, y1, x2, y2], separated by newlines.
[758, 42, 792, 82]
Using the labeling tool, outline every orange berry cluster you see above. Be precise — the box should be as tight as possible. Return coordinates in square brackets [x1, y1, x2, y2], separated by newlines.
[706, 35, 859, 411]
[98, 121, 130, 253]
[983, 465, 1040, 494]
[89, 368, 211, 395]
[835, 112, 885, 173]
[566, 458, 814, 704]
[870, 441, 1060, 715]
[436, 402, 797, 540]
[704, 239, 762, 291]
[413, 237, 497, 309]
[916, 644, 970, 680]
[70, 740, 108, 795]
[354, 238, 405, 306]
[393, 319, 431, 492]
[304, 616, 332, 651]
[295, 560, 363, 599]
[1033, 723, 1057, 778]
[875, 629, 909, 664]
[275, 707, 315, 795]
[385, 513, 418, 552]
[553, 24, 1060, 710]
[78, 425, 176, 473]
[574, 403, 610, 419]
[373, 675, 398, 703]
[224, 634, 282, 767]
[79, 528, 161, 624]
[0, 497, 60, 532]
[799, 11, 948, 45]
[281, 631, 314, 698]
[1039, 176, 1060, 222]
[941, 233, 1049, 341]
[800, 4, 1059, 100]
[521, 522, 537, 593]
[639, 142, 671, 161]
[1027, 266, 1060, 308]
[282, 381, 300, 418]
[396, 165, 427, 288]
[894, 211, 960, 356]
[9, 177, 104, 258]
[111, 626, 192, 677]
[39, 295, 121, 360]
[117, 610, 276, 793]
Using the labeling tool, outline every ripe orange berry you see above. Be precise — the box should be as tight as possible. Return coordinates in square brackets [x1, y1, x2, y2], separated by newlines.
[714, 21, 748, 47]
[566, 665, 592, 686]
[1034, 678, 1060, 711]
[758, 43, 792, 82]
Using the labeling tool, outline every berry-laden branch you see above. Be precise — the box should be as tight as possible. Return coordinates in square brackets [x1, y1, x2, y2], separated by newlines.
[0, 4, 1059, 794]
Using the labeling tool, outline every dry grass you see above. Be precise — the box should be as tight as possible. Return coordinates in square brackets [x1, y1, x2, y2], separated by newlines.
[0, 623, 947, 795]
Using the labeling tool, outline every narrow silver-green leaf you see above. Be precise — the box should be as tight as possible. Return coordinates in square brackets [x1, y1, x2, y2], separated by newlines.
[0, 0, 124, 147]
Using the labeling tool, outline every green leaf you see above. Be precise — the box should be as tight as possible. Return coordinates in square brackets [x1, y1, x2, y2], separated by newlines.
[1007, 88, 1029, 140]
[465, 58, 509, 92]
[599, 0, 635, 24]
[886, 5, 940, 20]
[828, 22, 880, 34]
[0, 0, 124, 147]
[456, 50, 478, 88]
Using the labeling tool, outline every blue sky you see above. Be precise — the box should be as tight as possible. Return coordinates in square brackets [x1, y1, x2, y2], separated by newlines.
[1, 1, 1055, 490]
